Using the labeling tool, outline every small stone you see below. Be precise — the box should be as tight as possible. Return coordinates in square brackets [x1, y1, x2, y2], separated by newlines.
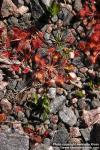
[7, 16, 19, 26]
[41, 0, 53, 7]
[92, 99, 100, 108]
[18, 6, 29, 15]
[80, 128, 91, 142]
[74, 0, 82, 12]
[48, 88, 56, 99]
[43, 138, 51, 145]
[50, 95, 66, 113]
[59, 106, 77, 126]
[69, 52, 75, 59]
[56, 87, 64, 95]
[51, 15, 58, 23]
[17, 111, 25, 121]
[44, 33, 50, 40]
[68, 138, 81, 144]
[69, 127, 81, 138]
[0, 132, 29, 150]
[50, 115, 58, 124]
[69, 72, 77, 79]
[77, 99, 87, 110]
[13, 122, 25, 134]
[52, 128, 69, 146]
[0, 90, 5, 99]
[46, 24, 53, 33]
[0, 99, 12, 113]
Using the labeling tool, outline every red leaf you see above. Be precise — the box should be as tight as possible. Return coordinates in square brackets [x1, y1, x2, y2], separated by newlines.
[2, 51, 11, 58]
[32, 37, 43, 49]
[22, 67, 30, 74]
[11, 64, 20, 72]
[12, 27, 30, 40]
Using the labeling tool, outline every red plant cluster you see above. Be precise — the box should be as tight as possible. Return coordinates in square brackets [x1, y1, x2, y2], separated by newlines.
[79, 0, 100, 64]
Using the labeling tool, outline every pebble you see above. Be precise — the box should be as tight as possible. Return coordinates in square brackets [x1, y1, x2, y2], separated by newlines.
[50, 95, 66, 113]
[43, 138, 51, 145]
[74, 0, 82, 12]
[50, 115, 58, 124]
[80, 128, 91, 142]
[44, 33, 51, 40]
[51, 15, 58, 23]
[52, 128, 69, 146]
[69, 72, 77, 79]
[17, 111, 25, 121]
[48, 88, 56, 99]
[69, 127, 81, 138]
[59, 106, 77, 126]
[18, 6, 29, 15]
[41, 0, 53, 7]
[0, 99, 12, 113]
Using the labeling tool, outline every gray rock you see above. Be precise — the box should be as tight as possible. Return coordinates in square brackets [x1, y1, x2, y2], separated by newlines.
[48, 88, 56, 99]
[0, 90, 5, 99]
[92, 99, 100, 108]
[32, 144, 54, 150]
[41, 0, 53, 7]
[77, 99, 87, 110]
[63, 11, 74, 26]
[17, 111, 25, 121]
[52, 128, 69, 146]
[30, 0, 44, 21]
[51, 15, 58, 23]
[50, 95, 66, 113]
[7, 17, 19, 26]
[59, 106, 77, 126]
[74, 0, 82, 12]
[7, 80, 17, 91]
[80, 128, 91, 142]
[0, 132, 29, 150]
[43, 138, 51, 145]
[44, 33, 51, 40]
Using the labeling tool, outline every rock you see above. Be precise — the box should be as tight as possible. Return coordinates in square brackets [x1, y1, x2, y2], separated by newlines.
[80, 128, 91, 142]
[63, 12, 74, 26]
[0, 132, 29, 150]
[0, 99, 12, 113]
[64, 84, 74, 91]
[50, 95, 66, 113]
[30, 0, 44, 22]
[59, 106, 77, 126]
[13, 122, 25, 134]
[0, 0, 19, 18]
[77, 99, 87, 110]
[52, 128, 69, 146]
[68, 138, 81, 144]
[72, 57, 84, 68]
[69, 72, 77, 79]
[44, 33, 51, 40]
[17, 111, 25, 121]
[0, 90, 5, 99]
[92, 99, 100, 108]
[48, 88, 56, 99]
[7, 80, 17, 91]
[7, 17, 19, 26]
[56, 88, 64, 95]
[50, 115, 58, 124]
[74, 0, 82, 12]
[82, 108, 100, 126]
[18, 6, 29, 15]
[41, 0, 53, 7]
[32, 144, 54, 150]
[43, 138, 51, 145]
[51, 15, 58, 23]
[65, 29, 76, 44]
[69, 127, 81, 138]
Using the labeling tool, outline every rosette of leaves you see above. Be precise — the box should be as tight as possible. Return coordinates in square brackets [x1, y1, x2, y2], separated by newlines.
[48, 1, 60, 16]
[32, 93, 50, 120]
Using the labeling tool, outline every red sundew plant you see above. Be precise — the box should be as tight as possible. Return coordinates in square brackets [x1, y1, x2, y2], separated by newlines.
[78, 0, 100, 64]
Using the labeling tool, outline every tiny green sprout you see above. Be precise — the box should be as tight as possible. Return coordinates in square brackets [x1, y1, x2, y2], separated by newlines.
[87, 80, 94, 90]
[75, 90, 85, 98]
[48, 2, 60, 16]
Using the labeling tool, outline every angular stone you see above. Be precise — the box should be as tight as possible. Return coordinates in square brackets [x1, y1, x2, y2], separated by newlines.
[0, 132, 29, 150]
[80, 128, 91, 142]
[59, 106, 77, 126]
[50, 95, 66, 113]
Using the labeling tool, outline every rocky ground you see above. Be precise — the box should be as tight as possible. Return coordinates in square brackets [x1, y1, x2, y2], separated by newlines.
[0, 0, 100, 150]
